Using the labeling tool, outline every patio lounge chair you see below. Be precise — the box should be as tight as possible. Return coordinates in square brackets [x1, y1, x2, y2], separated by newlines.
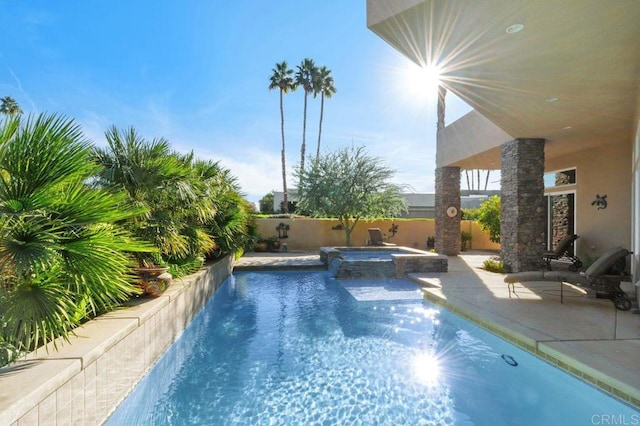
[504, 246, 633, 310]
[367, 228, 396, 246]
[543, 234, 582, 271]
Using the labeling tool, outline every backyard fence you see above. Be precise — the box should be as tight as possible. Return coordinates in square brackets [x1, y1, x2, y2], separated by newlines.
[255, 218, 500, 251]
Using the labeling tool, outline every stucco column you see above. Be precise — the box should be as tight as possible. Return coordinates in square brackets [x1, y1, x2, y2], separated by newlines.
[500, 138, 546, 272]
[435, 166, 461, 255]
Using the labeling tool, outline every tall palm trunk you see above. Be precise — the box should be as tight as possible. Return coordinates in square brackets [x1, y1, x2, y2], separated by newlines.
[316, 94, 325, 159]
[437, 85, 446, 132]
[279, 90, 288, 213]
[300, 91, 308, 176]
[312, 66, 335, 161]
[295, 58, 317, 182]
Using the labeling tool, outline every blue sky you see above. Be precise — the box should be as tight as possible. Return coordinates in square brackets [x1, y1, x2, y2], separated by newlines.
[0, 1, 471, 206]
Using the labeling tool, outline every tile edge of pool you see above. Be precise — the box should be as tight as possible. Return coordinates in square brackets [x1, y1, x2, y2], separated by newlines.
[418, 286, 640, 409]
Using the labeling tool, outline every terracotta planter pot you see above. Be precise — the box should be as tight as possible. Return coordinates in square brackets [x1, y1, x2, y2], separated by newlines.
[133, 266, 172, 297]
[269, 240, 281, 252]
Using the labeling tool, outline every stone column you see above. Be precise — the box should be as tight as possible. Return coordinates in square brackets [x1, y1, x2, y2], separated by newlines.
[435, 166, 461, 255]
[500, 138, 546, 272]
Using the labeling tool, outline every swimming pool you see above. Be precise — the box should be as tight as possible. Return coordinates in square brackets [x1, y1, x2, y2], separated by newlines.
[107, 271, 638, 425]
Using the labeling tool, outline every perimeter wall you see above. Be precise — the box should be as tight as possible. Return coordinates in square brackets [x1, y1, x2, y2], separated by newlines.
[255, 218, 500, 251]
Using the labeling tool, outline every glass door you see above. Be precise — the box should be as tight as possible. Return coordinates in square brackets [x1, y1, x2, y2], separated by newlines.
[544, 192, 576, 252]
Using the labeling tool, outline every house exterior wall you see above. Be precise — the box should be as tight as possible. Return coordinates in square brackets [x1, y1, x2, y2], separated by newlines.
[545, 139, 632, 261]
[437, 110, 511, 168]
[633, 91, 640, 280]
[367, 0, 639, 274]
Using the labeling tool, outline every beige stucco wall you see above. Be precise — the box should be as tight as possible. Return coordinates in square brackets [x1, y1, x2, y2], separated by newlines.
[437, 110, 511, 168]
[631, 91, 640, 279]
[256, 218, 500, 251]
[545, 139, 632, 261]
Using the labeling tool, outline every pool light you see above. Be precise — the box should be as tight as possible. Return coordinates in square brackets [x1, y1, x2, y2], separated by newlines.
[505, 23, 524, 34]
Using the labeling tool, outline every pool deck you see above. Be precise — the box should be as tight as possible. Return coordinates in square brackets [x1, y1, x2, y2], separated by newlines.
[236, 250, 640, 409]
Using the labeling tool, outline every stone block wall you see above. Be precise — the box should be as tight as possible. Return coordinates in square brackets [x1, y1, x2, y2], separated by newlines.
[395, 256, 448, 274]
[329, 258, 398, 278]
[435, 166, 461, 255]
[501, 138, 546, 272]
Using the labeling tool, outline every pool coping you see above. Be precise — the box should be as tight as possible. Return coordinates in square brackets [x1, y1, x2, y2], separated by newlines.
[417, 288, 640, 408]
[407, 270, 640, 410]
[0, 256, 233, 426]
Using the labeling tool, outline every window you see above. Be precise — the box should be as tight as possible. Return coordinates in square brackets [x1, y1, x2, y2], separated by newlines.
[544, 168, 576, 188]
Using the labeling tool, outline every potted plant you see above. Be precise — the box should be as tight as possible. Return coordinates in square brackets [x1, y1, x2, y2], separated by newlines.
[255, 237, 269, 252]
[132, 254, 171, 297]
[461, 231, 472, 251]
[268, 236, 281, 252]
[426, 236, 435, 249]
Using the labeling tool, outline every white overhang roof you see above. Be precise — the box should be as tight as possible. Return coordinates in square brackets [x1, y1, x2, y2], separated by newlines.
[367, 0, 640, 167]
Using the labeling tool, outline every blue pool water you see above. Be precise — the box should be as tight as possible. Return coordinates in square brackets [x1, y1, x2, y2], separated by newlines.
[338, 249, 406, 260]
[108, 271, 638, 425]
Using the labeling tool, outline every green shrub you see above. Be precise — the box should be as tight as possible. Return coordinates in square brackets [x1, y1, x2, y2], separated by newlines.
[461, 207, 479, 220]
[482, 257, 505, 273]
[477, 195, 501, 243]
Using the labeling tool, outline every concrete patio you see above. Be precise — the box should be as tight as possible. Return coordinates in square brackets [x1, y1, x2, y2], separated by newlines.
[236, 250, 640, 409]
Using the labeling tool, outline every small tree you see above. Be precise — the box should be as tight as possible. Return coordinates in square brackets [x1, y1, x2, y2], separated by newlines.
[477, 195, 501, 243]
[259, 191, 275, 214]
[296, 146, 407, 246]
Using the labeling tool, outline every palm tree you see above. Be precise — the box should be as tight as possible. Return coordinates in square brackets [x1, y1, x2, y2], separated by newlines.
[0, 114, 149, 359]
[93, 126, 218, 269]
[312, 66, 336, 158]
[199, 161, 255, 257]
[295, 58, 317, 176]
[268, 61, 296, 213]
[437, 85, 446, 132]
[0, 96, 22, 116]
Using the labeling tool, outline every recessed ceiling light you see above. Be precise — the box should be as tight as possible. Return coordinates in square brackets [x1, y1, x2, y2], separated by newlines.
[545, 97, 559, 103]
[562, 126, 572, 130]
[506, 24, 524, 34]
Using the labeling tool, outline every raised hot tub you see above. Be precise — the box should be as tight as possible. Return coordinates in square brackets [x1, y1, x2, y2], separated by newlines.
[320, 246, 447, 279]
